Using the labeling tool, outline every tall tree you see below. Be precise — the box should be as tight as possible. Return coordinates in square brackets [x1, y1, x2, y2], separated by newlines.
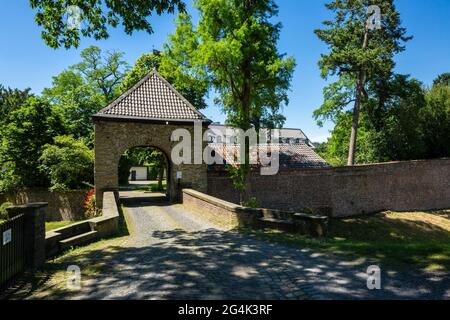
[322, 74, 430, 165]
[42, 70, 104, 141]
[30, 0, 186, 49]
[39, 135, 94, 191]
[315, 0, 411, 165]
[0, 85, 33, 125]
[71, 46, 129, 102]
[194, 0, 295, 202]
[0, 97, 66, 191]
[421, 73, 450, 158]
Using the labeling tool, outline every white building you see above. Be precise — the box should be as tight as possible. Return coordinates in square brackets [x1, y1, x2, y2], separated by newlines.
[128, 166, 148, 181]
[206, 123, 315, 147]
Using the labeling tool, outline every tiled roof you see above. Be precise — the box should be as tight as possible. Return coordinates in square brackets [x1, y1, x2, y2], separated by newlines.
[207, 143, 329, 169]
[95, 70, 209, 122]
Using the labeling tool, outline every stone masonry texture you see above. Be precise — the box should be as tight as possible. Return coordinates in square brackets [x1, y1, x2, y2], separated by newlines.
[207, 159, 450, 217]
[94, 119, 208, 208]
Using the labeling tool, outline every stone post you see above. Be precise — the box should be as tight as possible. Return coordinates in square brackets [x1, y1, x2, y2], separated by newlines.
[6, 202, 48, 270]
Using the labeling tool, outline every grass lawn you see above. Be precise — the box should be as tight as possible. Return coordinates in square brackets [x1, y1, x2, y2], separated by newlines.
[45, 221, 76, 232]
[247, 210, 450, 272]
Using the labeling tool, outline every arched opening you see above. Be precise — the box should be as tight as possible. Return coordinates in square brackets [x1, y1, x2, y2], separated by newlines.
[118, 146, 170, 200]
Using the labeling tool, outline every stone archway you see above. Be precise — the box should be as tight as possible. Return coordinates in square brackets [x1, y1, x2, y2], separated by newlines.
[93, 70, 210, 208]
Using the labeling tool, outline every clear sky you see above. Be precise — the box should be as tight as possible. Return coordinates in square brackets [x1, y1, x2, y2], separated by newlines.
[0, 0, 449, 142]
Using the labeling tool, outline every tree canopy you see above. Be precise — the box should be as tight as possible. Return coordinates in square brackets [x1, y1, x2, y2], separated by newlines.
[30, 0, 186, 49]
[320, 73, 450, 165]
[0, 97, 66, 191]
[315, 0, 411, 165]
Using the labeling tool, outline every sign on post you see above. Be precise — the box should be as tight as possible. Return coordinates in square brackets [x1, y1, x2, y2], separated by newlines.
[3, 229, 12, 245]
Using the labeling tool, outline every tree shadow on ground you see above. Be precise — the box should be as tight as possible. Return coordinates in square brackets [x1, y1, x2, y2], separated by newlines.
[9, 227, 450, 300]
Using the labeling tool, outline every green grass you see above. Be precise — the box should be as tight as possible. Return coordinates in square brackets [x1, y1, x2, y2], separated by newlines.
[247, 210, 450, 272]
[45, 221, 76, 232]
[123, 180, 167, 193]
[8, 204, 132, 299]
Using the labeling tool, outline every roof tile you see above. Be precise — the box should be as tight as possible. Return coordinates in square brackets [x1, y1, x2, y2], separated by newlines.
[96, 70, 208, 121]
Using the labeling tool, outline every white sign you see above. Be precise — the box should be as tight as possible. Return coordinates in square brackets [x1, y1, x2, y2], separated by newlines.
[366, 265, 381, 290]
[176, 171, 182, 179]
[67, 265, 82, 290]
[3, 229, 12, 245]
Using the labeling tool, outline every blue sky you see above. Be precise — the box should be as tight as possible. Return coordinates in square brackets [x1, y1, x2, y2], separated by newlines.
[0, 0, 449, 142]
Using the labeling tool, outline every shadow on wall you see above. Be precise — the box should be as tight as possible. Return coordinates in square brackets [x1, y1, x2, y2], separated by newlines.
[7, 228, 449, 300]
[207, 159, 450, 217]
[0, 189, 87, 221]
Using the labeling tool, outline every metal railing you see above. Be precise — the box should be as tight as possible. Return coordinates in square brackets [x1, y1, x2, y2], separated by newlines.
[0, 214, 25, 288]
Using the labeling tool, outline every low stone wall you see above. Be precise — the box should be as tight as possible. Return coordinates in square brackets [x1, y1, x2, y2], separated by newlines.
[182, 189, 328, 237]
[45, 191, 119, 258]
[0, 189, 86, 222]
[207, 158, 450, 217]
[183, 189, 259, 229]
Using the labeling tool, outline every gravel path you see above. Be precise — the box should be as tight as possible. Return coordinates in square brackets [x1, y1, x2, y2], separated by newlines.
[56, 192, 450, 300]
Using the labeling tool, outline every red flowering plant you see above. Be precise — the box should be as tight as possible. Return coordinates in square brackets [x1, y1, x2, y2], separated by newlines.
[84, 189, 101, 219]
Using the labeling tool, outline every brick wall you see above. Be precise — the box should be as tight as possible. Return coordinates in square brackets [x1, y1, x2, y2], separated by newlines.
[207, 159, 450, 217]
[0, 189, 86, 221]
[183, 189, 259, 229]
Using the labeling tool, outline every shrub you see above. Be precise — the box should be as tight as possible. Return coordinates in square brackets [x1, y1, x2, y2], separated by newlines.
[84, 189, 100, 219]
[243, 197, 259, 208]
[0, 202, 13, 220]
[39, 135, 94, 191]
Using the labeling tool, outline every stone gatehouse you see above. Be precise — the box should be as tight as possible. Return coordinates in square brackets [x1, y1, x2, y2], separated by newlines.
[93, 70, 210, 208]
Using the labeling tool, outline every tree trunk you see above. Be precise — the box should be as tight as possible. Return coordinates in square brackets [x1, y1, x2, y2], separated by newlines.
[347, 29, 369, 166]
[157, 156, 165, 191]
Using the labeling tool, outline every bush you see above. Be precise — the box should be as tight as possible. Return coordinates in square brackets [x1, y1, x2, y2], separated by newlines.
[39, 135, 94, 191]
[0, 202, 13, 220]
[84, 189, 100, 219]
[242, 197, 259, 208]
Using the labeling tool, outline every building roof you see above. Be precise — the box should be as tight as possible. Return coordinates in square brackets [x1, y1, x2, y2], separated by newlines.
[94, 70, 210, 123]
[207, 143, 329, 169]
[208, 124, 307, 140]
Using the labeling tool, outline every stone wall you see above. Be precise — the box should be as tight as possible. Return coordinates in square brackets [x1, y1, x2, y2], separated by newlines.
[0, 189, 86, 221]
[94, 119, 208, 208]
[182, 189, 329, 236]
[207, 159, 450, 217]
[183, 189, 263, 229]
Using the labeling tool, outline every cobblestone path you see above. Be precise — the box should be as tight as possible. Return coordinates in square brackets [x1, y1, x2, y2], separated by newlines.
[26, 192, 450, 300]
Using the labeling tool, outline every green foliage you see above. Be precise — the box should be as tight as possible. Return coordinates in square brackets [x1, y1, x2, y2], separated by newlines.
[0, 85, 33, 125]
[315, 0, 411, 80]
[322, 73, 450, 164]
[195, 0, 296, 130]
[420, 79, 450, 158]
[118, 147, 166, 186]
[191, 0, 295, 199]
[84, 189, 100, 219]
[315, 0, 411, 163]
[242, 197, 259, 209]
[0, 202, 12, 220]
[71, 46, 129, 102]
[119, 52, 162, 92]
[42, 70, 104, 141]
[30, 0, 186, 49]
[120, 15, 209, 110]
[433, 73, 450, 87]
[39, 135, 94, 191]
[0, 97, 65, 191]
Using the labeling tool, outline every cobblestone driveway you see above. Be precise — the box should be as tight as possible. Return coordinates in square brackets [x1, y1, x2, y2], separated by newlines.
[24, 192, 450, 300]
